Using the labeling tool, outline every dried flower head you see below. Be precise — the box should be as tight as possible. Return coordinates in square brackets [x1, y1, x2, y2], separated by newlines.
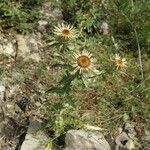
[114, 54, 127, 69]
[54, 23, 76, 40]
[72, 51, 98, 74]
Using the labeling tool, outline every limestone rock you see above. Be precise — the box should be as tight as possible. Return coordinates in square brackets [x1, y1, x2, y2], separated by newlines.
[0, 38, 15, 57]
[115, 132, 130, 148]
[0, 85, 5, 92]
[21, 134, 48, 150]
[20, 119, 48, 150]
[15, 34, 30, 57]
[141, 136, 150, 142]
[15, 34, 41, 60]
[0, 85, 5, 101]
[3, 42, 15, 56]
[51, 8, 63, 20]
[40, 2, 63, 20]
[101, 22, 109, 35]
[123, 122, 136, 135]
[64, 130, 111, 150]
[115, 122, 137, 150]
[24, 53, 41, 62]
[115, 132, 135, 150]
[38, 20, 48, 32]
[27, 35, 39, 52]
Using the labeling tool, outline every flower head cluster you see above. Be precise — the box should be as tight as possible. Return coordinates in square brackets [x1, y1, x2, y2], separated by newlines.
[54, 23, 99, 75]
[54, 23, 127, 76]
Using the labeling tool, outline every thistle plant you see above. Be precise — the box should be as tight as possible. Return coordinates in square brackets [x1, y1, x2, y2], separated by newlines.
[54, 23, 77, 40]
[114, 54, 127, 70]
[45, 22, 103, 149]
[49, 23, 78, 52]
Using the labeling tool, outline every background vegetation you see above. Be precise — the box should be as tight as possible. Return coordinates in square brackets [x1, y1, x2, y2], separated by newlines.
[0, 0, 150, 149]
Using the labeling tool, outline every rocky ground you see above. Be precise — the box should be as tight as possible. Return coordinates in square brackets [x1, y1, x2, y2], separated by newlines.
[0, 2, 59, 149]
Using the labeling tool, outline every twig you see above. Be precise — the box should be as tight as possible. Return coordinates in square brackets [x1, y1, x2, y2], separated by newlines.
[120, 9, 144, 80]
[111, 36, 119, 50]
[130, 0, 144, 80]
[134, 28, 144, 80]
[130, 0, 134, 8]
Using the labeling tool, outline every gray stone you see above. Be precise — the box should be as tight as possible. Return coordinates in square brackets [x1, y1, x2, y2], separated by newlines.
[123, 122, 135, 135]
[64, 130, 111, 150]
[141, 136, 150, 142]
[115, 132, 135, 150]
[24, 53, 41, 62]
[15, 34, 41, 60]
[21, 119, 48, 150]
[105, 134, 116, 149]
[27, 36, 39, 52]
[20, 134, 48, 150]
[15, 34, 30, 57]
[38, 20, 48, 32]
[51, 8, 63, 20]
[115, 132, 129, 147]
[40, 2, 62, 20]
[0, 85, 5, 101]
[0, 39, 15, 57]
[0, 85, 5, 92]
[101, 22, 109, 35]
[38, 20, 48, 27]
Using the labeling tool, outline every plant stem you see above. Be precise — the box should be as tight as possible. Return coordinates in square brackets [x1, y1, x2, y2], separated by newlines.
[134, 28, 144, 80]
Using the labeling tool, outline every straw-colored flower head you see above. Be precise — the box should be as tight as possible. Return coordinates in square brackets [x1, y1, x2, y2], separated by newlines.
[73, 51, 98, 74]
[54, 23, 76, 40]
[114, 54, 127, 69]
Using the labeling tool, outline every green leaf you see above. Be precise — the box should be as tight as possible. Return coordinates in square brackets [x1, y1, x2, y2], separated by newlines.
[46, 86, 64, 94]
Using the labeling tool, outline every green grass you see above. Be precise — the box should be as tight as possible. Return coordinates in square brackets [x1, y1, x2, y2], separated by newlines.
[0, 0, 44, 34]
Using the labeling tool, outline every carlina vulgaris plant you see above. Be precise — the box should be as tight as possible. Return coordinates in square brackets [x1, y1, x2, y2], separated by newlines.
[46, 49, 100, 95]
[54, 23, 77, 40]
[47, 21, 102, 95]
[114, 54, 127, 70]
[53, 22, 78, 52]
